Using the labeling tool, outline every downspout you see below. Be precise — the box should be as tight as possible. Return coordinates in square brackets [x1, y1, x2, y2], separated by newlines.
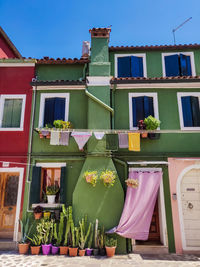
[85, 89, 114, 115]
[111, 83, 117, 129]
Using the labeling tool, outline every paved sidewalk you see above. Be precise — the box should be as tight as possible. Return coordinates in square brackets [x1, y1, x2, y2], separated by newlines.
[0, 251, 200, 267]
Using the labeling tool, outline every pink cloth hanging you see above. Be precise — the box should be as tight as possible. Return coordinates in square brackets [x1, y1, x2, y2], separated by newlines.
[71, 132, 92, 150]
[108, 170, 162, 240]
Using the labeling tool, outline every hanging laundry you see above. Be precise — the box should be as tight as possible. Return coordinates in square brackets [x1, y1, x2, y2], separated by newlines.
[94, 132, 105, 140]
[59, 132, 70, 146]
[128, 133, 140, 151]
[118, 133, 128, 148]
[106, 134, 118, 151]
[50, 131, 60, 145]
[71, 132, 92, 150]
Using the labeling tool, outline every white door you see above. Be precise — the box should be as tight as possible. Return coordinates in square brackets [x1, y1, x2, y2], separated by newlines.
[180, 168, 200, 249]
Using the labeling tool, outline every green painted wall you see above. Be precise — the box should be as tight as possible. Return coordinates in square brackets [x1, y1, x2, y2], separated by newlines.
[114, 88, 200, 155]
[36, 65, 85, 81]
[110, 49, 200, 77]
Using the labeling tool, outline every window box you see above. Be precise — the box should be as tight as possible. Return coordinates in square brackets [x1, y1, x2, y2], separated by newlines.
[115, 54, 147, 78]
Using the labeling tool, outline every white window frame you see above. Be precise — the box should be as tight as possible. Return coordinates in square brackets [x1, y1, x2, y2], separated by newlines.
[162, 52, 196, 77]
[129, 93, 159, 130]
[177, 92, 200, 131]
[0, 94, 26, 131]
[38, 93, 70, 128]
[115, 53, 147, 78]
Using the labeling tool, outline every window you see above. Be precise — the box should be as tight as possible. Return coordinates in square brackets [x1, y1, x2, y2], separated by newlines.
[115, 54, 147, 78]
[38, 93, 69, 128]
[177, 93, 200, 130]
[162, 52, 195, 77]
[129, 93, 159, 130]
[0, 95, 26, 131]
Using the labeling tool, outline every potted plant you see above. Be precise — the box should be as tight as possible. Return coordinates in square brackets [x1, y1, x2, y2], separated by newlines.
[105, 236, 117, 257]
[100, 170, 116, 188]
[98, 226, 106, 256]
[18, 217, 33, 254]
[144, 115, 161, 140]
[51, 222, 59, 255]
[43, 210, 51, 219]
[78, 216, 91, 256]
[46, 184, 59, 204]
[93, 219, 99, 256]
[60, 205, 71, 255]
[68, 220, 79, 257]
[83, 171, 98, 187]
[33, 205, 43, 220]
[37, 219, 54, 255]
[137, 120, 148, 138]
[86, 223, 93, 256]
[53, 120, 73, 129]
[27, 234, 42, 255]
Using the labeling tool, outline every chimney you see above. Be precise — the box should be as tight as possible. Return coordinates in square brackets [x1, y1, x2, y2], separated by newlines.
[89, 28, 111, 39]
[82, 41, 90, 58]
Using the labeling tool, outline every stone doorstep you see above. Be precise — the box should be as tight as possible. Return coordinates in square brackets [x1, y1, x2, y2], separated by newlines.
[132, 245, 168, 254]
[0, 240, 17, 250]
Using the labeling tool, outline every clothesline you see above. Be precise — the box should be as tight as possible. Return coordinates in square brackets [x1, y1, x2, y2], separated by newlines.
[35, 128, 200, 134]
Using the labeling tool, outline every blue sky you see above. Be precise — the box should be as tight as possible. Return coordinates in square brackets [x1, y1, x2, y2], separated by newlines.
[0, 0, 199, 59]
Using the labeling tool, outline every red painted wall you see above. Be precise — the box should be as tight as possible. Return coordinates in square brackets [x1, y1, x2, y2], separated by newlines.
[0, 35, 16, 58]
[0, 67, 34, 155]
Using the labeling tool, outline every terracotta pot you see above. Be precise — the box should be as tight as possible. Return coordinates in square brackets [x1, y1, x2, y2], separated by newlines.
[59, 246, 69, 255]
[105, 246, 116, 257]
[34, 212, 42, 220]
[39, 133, 44, 139]
[68, 247, 78, 257]
[30, 246, 41, 255]
[78, 249, 85, 256]
[18, 243, 29, 254]
[46, 134, 51, 139]
[141, 132, 148, 138]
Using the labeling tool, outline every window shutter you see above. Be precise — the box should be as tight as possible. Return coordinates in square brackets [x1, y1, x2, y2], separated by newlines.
[180, 54, 192, 76]
[132, 98, 137, 127]
[135, 97, 144, 125]
[117, 56, 131, 77]
[144, 96, 154, 118]
[165, 54, 180, 77]
[54, 98, 66, 121]
[2, 99, 13, 127]
[60, 167, 66, 204]
[190, 96, 200, 126]
[29, 166, 41, 205]
[44, 98, 55, 126]
[131, 56, 144, 77]
[11, 99, 22, 127]
[181, 96, 193, 127]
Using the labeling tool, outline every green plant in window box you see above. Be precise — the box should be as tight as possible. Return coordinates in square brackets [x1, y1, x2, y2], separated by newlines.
[144, 115, 161, 140]
[53, 120, 73, 129]
[46, 185, 59, 204]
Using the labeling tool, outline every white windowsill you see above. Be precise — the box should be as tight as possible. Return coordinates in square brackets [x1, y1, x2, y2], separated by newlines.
[32, 203, 62, 209]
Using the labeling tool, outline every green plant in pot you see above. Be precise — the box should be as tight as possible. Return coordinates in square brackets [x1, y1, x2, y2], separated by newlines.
[105, 236, 117, 257]
[144, 115, 161, 140]
[46, 184, 59, 204]
[18, 216, 33, 254]
[86, 223, 93, 256]
[33, 205, 43, 220]
[27, 234, 42, 255]
[98, 226, 106, 256]
[93, 219, 99, 256]
[79, 215, 92, 256]
[60, 206, 72, 255]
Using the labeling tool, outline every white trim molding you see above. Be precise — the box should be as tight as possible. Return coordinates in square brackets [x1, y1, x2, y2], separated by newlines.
[0, 94, 26, 131]
[128, 92, 159, 130]
[177, 164, 200, 251]
[36, 162, 66, 168]
[112, 82, 200, 89]
[38, 93, 70, 128]
[0, 63, 35, 67]
[36, 85, 85, 91]
[162, 52, 196, 77]
[114, 53, 147, 78]
[87, 76, 112, 86]
[0, 167, 24, 242]
[177, 92, 200, 131]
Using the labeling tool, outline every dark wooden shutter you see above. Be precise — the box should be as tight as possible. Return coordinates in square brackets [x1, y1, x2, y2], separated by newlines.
[60, 167, 66, 204]
[2, 99, 22, 128]
[180, 54, 192, 76]
[131, 56, 143, 77]
[165, 54, 180, 77]
[181, 96, 193, 127]
[191, 96, 200, 126]
[54, 98, 65, 121]
[117, 56, 131, 77]
[29, 166, 41, 205]
[11, 99, 22, 127]
[144, 96, 154, 118]
[44, 98, 55, 126]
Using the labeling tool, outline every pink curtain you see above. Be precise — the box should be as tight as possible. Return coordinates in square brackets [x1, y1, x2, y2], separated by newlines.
[114, 170, 162, 240]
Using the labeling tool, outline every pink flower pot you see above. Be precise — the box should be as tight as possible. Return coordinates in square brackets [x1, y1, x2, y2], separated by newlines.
[42, 244, 52, 255]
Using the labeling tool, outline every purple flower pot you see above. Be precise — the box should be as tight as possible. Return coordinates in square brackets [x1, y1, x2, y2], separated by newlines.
[86, 248, 93, 256]
[52, 245, 59, 255]
[42, 244, 52, 255]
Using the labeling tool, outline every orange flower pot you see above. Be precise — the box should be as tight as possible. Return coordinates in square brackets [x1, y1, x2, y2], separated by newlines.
[105, 246, 116, 257]
[78, 249, 85, 256]
[141, 133, 148, 138]
[59, 246, 69, 255]
[30, 246, 41, 255]
[68, 247, 78, 257]
[34, 212, 42, 220]
[18, 243, 29, 254]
